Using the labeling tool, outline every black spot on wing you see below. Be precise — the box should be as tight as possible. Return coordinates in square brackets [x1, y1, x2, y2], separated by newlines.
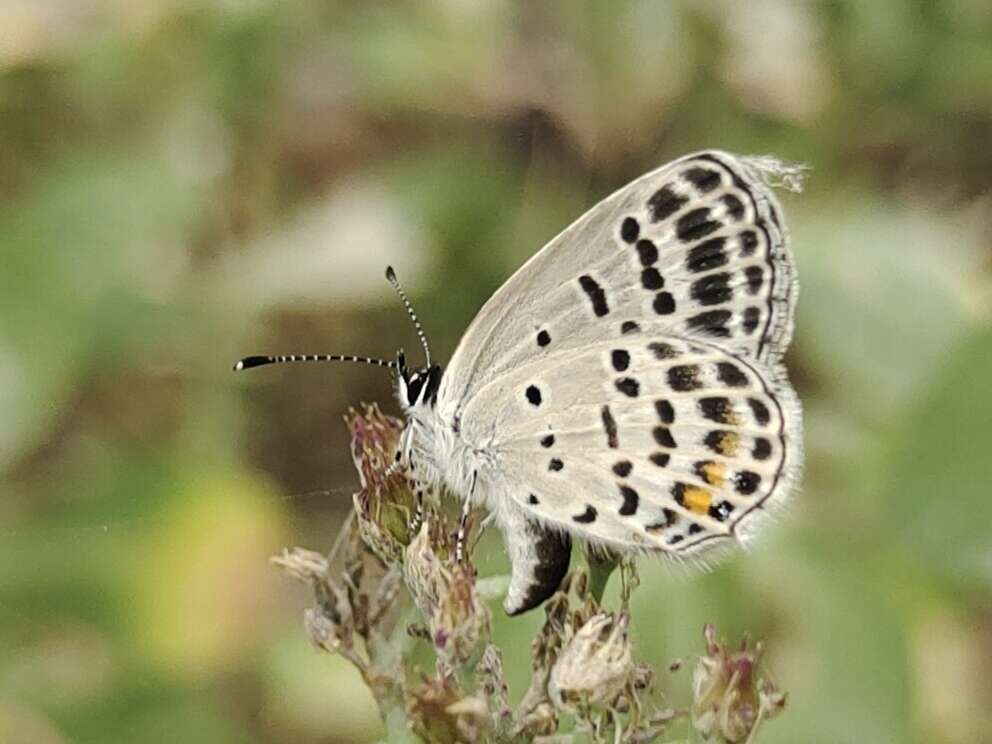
[618, 485, 639, 516]
[709, 500, 735, 522]
[739, 231, 759, 256]
[686, 237, 728, 273]
[721, 193, 745, 221]
[649, 341, 679, 360]
[615, 377, 640, 397]
[537, 329, 551, 347]
[742, 307, 761, 335]
[541, 434, 555, 448]
[734, 471, 761, 495]
[526, 385, 542, 406]
[641, 267, 665, 290]
[747, 398, 771, 426]
[646, 508, 678, 532]
[745, 266, 764, 295]
[636, 239, 659, 266]
[682, 166, 721, 193]
[611, 349, 630, 372]
[548, 458, 564, 472]
[653, 426, 677, 448]
[620, 217, 640, 243]
[647, 185, 687, 222]
[650, 452, 671, 468]
[677, 208, 721, 242]
[668, 364, 702, 391]
[654, 399, 675, 423]
[653, 292, 676, 315]
[573, 505, 597, 524]
[686, 310, 732, 338]
[578, 275, 609, 317]
[601, 405, 618, 449]
[716, 362, 748, 388]
[699, 397, 735, 424]
[613, 460, 633, 478]
[690, 272, 733, 306]
[753, 437, 772, 461]
[621, 321, 640, 335]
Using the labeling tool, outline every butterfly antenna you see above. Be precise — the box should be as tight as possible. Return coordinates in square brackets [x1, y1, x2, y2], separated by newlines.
[233, 354, 396, 372]
[385, 266, 431, 366]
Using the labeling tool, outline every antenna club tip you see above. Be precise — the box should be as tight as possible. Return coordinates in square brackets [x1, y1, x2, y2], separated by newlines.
[235, 355, 272, 371]
[385, 265, 396, 282]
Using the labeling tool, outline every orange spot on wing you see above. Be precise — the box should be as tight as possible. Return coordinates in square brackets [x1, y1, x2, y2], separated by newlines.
[718, 432, 740, 457]
[700, 461, 726, 486]
[684, 486, 712, 514]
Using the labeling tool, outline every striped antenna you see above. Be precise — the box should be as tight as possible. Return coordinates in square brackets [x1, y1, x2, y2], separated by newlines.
[233, 354, 396, 372]
[385, 266, 431, 366]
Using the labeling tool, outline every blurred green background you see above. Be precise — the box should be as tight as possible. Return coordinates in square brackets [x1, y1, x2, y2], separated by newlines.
[2, 1, 991, 742]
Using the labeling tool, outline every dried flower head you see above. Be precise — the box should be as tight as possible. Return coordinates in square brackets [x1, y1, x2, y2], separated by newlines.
[271, 548, 356, 655]
[476, 644, 512, 734]
[404, 522, 491, 665]
[691, 623, 787, 742]
[275, 404, 791, 743]
[407, 675, 492, 744]
[549, 611, 634, 710]
[347, 403, 420, 564]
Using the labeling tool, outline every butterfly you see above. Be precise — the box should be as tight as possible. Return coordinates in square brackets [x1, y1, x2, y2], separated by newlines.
[236, 151, 804, 616]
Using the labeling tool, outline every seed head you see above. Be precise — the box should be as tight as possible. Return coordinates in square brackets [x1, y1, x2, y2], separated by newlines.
[549, 611, 634, 710]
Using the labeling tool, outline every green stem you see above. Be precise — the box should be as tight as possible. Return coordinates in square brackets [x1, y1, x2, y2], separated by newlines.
[585, 547, 621, 604]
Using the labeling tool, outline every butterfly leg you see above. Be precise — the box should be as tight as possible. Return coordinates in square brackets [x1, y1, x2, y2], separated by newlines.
[383, 425, 414, 481]
[413, 488, 425, 528]
[405, 482, 426, 533]
[455, 470, 477, 563]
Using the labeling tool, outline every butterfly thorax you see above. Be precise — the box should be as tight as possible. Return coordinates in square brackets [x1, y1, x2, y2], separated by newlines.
[397, 360, 489, 505]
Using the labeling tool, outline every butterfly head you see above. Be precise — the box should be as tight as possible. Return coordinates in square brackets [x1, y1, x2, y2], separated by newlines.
[396, 351, 443, 411]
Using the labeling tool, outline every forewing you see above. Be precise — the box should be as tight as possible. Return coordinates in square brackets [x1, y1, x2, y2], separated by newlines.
[438, 150, 797, 422]
[475, 337, 801, 555]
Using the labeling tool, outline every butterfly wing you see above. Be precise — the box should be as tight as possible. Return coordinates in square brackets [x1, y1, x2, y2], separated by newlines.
[433, 150, 803, 613]
[475, 336, 801, 555]
[438, 150, 797, 424]
[476, 332, 801, 615]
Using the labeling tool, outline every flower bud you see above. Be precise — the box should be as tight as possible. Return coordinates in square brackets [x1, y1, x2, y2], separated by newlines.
[691, 624, 786, 742]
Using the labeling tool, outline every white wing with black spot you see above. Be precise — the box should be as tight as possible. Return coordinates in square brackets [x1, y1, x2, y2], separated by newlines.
[430, 151, 804, 614]
[479, 337, 801, 556]
[437, 150, 797, 426]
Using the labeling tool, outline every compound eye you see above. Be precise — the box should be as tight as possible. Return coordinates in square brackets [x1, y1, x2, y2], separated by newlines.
[406, 374, 425, 404]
